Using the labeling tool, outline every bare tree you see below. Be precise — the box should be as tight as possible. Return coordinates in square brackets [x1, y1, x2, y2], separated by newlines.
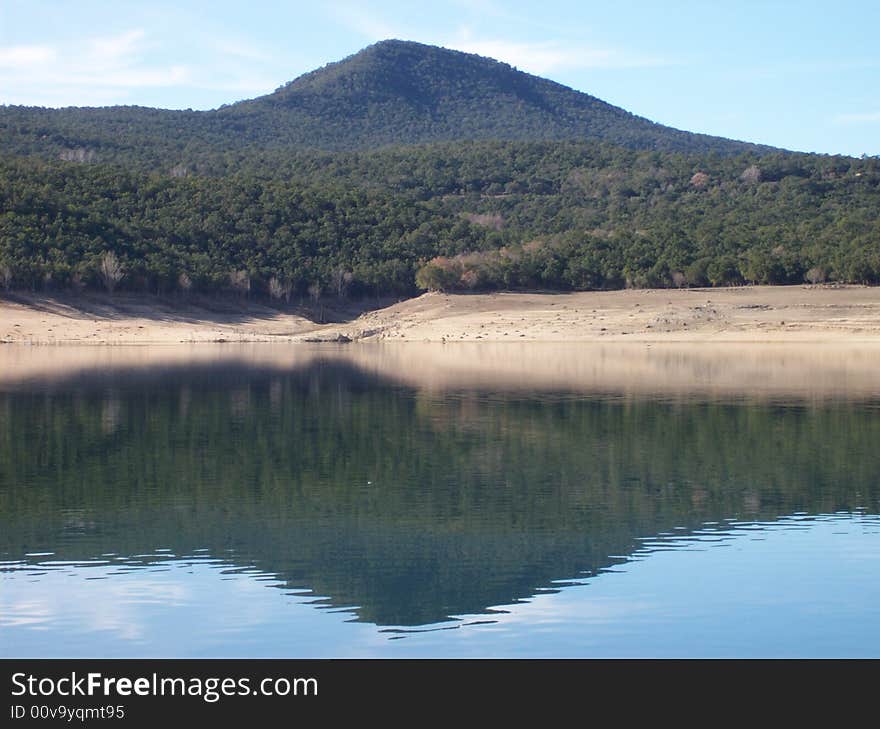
[307, 282, 322, 303]
[307, 282, 324, 323]
[671, 270, 687, 288]
[689, 172, 710, 189]
[0, 263, 12, 292]
[460, 268, 481, 290]
[178, 271, 193, 294]
[804, 266, 827, 285]
[331, 268, 354, 298]
[229, 269, 250, 297]
[740, 165, 762, 184]
[59, 147, 96, 163]
[99, 252, 125, 294]
[269, 276, 292, 303]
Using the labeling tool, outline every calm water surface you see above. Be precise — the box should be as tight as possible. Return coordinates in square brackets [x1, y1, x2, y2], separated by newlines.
[1, 344, 879, 657]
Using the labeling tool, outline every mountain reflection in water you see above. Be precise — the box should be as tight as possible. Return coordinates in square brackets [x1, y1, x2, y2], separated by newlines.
[1, 344, 879, 656]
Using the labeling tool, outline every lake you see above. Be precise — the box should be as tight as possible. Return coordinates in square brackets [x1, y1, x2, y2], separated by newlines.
[1, 343, 879, 657]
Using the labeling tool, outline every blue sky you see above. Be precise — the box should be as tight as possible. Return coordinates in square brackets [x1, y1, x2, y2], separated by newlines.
[1, 0, 878, 156]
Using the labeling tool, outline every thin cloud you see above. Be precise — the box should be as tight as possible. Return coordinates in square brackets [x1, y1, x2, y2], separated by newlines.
[89, 29, 147, 63]
[325, 3, 670, 75]
[212, 38, 274, 64]
[834, 111, 880, 124]
[445, 37, 670, 75]
[448, 0, 505, 15]
[195, 73, 282, 94]
[327, 2, 400, 41]
[0, 29, 191, 106]
[0, 44, 56, 67]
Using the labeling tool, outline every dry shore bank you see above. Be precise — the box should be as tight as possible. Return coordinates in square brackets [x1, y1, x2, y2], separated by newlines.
[3, 286, 880, 345]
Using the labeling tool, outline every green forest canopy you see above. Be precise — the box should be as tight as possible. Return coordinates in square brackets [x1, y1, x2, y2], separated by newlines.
[1, 142, 878, 298]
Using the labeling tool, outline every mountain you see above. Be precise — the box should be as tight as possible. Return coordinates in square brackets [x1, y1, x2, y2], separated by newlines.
[222, 40, 769, 154]
[0, 40, 771, 163]
[2, 40, 878, 300]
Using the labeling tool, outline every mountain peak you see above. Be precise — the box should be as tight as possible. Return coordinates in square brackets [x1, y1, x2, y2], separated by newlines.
[229, 39, 765, 154]
[0, 39, 772, 156]
[269, 37, 535, 100]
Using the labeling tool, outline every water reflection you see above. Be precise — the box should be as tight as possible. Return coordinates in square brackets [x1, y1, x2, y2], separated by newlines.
[1, 345, 879, 655]
[2, 341, 880, 399]
[4, 512, 878, 657]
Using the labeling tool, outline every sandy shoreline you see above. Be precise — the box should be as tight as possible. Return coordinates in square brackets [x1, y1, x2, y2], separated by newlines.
[347, 286, 880, 343]
[3, 285, 880, 344]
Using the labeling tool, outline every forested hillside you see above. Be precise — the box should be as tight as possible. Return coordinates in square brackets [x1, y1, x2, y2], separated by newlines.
[0, 41, 878, 300]
[2, 142, 878, 298]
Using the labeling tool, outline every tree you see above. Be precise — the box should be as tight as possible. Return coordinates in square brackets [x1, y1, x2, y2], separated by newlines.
[740, 165, 762, 184]
[229, 269, 250, 296]
[689, 172, 710, 189]
[0, 263, 12, 291]
[99, 252, 125, 293]
[415, 258, 461, 292]
[178, 272, 193, 294]
[269, 276, 292, 303]
[331, 268, 354, 298]
[307, 282, 324, 323]
[685, 259, 710, 287]
[707, 257, 743, 287]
